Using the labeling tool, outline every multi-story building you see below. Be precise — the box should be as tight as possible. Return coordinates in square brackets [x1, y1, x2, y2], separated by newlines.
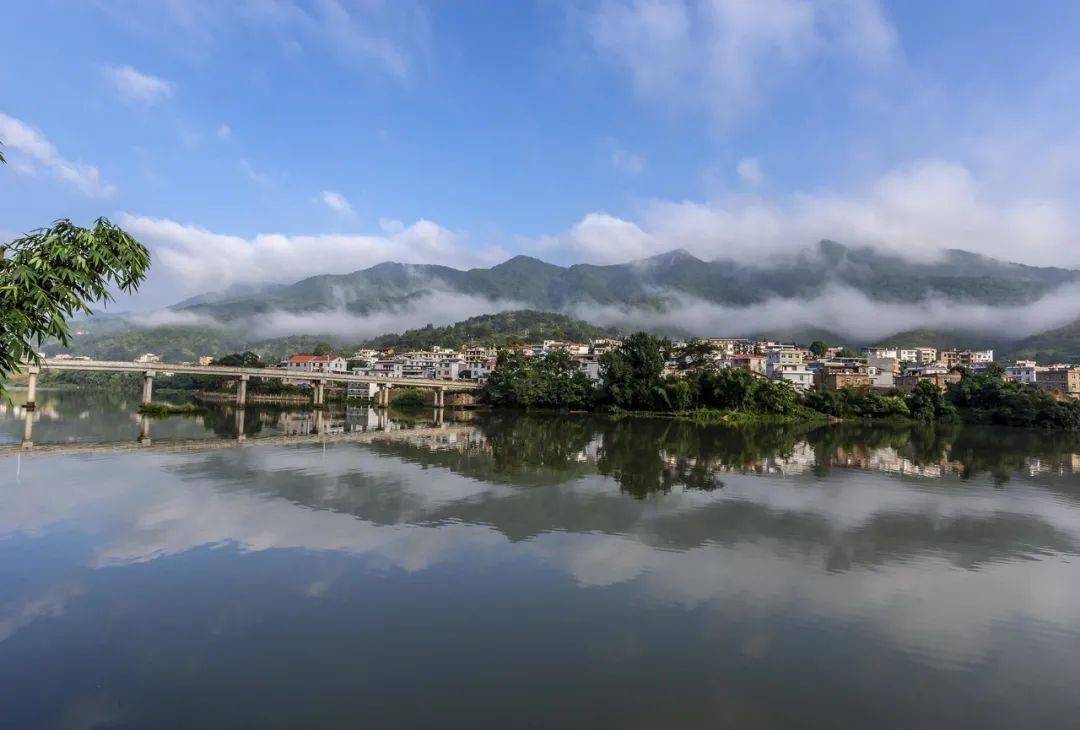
[135, 353, 162, 364]
[462, 346, 496, 366]
[437, 358, 466, 381]
[776, 368, 814, 391]
[765, 348, 807, 375]
[708, 338, 754, 357]
[1005, 361, 1040, 385]
[576, 355, 602, 381]
[894, 367, 963, 393]
[939, 349, 994, 367]
[1036, 367, 1080, 396]
[589, 338, 623, 355]
[730, 353, 767, 375]
[814, 364, 870, 390]
[285, 354, 347, 374]
[370, 358, 404, 378]
[198, 355, 214, 366]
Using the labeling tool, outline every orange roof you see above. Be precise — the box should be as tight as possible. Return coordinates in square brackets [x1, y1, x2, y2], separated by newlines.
[288, 354, 337, 363]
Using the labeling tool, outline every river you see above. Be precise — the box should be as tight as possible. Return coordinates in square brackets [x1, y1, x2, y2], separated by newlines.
[2, 391, 1080, 728]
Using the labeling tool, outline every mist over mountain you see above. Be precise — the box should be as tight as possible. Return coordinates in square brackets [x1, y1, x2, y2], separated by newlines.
[172, 240, 1079, 321]
[56, 240, 1080, 360]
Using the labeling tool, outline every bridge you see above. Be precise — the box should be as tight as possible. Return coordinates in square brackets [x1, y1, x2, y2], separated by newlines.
[20, 358, 479, 410]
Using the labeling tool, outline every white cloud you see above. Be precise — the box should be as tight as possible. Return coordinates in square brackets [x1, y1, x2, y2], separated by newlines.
[589, 0, 897, 123]
[104, 64, 174, 103]
[239, 159, 271, 186]
[736, 157, 763, 185]
[611, 147, 646, 174]
[246, 292, 528, 340]
[568, 282, 1080, 343]
[320, 190, 354, 217]
[100, 1, 429, 81]
[0, 112, 115, 197]
[216, 123, 232, 140]
[118, 214, 507, 295]
[536, 159, 1077, 266]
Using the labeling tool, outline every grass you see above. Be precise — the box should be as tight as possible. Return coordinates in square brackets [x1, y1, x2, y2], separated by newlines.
[137, 402, 207, 417]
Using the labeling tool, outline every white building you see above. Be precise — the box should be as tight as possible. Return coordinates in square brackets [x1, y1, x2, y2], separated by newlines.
[1005, 361, 1040, 384]
[776, 368, 814, 391]
[371, 358, 404, 378]
[285, 354, 347, 374]
[135, 353, 162, 364]
[437, 358, 466, 380]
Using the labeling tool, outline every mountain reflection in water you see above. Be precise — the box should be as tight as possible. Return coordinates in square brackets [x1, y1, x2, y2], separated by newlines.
[2, 392, 1080, 729]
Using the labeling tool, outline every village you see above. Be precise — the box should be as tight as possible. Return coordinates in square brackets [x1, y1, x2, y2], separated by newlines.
[117, 337, 1074, 398]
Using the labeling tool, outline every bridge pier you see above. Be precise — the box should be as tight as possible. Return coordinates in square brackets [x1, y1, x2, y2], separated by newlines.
[142, 371, 155, 405]
[22, 409, 34, 449]
[436, 387, 446, 408]
[25, 365, 39, 410]
[237, 374, 249, 407]
[236, 408, 246, 441]
[138, 415, 151, 445]
[311, 379, 327, 406]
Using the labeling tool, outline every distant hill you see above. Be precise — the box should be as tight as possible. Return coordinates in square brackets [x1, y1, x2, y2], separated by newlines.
[171, 241, 1080, 322]
[1004, 319, 1080, 363]
[46, 311, 616, 362]
[363, 311, 618, 351]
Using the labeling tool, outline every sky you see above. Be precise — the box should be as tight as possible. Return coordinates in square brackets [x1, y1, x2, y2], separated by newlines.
[2, 0, 1080, 310]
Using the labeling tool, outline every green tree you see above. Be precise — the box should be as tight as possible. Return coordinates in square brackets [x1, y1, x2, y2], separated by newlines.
[1, 217, 151, 399]
[312, 341, 335, 356]
[214, 351, 264, 368]
[599, 332, 667, 410]
[809, 340, 828, 358]
[481, 349, 593, 410]
[674, 338, 717, 370]
[907, 380, 957, 422]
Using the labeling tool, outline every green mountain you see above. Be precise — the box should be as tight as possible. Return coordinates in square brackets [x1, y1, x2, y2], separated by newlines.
[173, 241, 1080, 321]
[46, 311, 616, 362]
[1005, 321, 1080, 363]
[363, 311, 619, 351]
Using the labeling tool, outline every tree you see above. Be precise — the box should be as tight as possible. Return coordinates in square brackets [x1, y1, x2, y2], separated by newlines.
[674, 338, 717, 370]
[214, 351, 264, 368]
[834, 347, 862, 359]
[809, 340, 828, 358]
[599, 332, 667, 410]
[1, 216, 151, 399]
[312, 341, 335, 356]
[481, 349, 593, 410]
[907, 380, 957, 422]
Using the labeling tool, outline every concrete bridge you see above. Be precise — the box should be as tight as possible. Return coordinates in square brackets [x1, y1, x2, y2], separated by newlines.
[21, 358, 479, 410]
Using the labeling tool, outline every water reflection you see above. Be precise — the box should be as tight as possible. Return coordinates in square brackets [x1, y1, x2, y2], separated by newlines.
[2, 394, 1080, 728]
[0, 391, 457, 451]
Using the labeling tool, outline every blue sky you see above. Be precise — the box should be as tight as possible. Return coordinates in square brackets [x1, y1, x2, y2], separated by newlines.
[2, 0, 1080, 309]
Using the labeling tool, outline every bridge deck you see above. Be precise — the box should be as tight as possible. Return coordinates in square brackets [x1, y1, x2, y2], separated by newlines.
[32, 359, 479, 390]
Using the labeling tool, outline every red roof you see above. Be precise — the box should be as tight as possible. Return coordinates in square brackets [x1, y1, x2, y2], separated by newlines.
[288, 354, 337, 363]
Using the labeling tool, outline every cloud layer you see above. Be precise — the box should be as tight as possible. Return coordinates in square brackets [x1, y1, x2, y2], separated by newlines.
[589, 0, 897, 123]
[537, 159, 1077, 266]
[104, 64, 174, 103]
[0, 112, 114, 197]
[120, 213, 507, 294]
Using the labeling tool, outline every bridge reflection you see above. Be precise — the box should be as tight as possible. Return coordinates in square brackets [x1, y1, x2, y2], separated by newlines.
[6, 402, 461, 456]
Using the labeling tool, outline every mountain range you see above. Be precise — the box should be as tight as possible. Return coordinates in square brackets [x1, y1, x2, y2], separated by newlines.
[53, 240, 1080, 363]
[172, 240, 1079, 321]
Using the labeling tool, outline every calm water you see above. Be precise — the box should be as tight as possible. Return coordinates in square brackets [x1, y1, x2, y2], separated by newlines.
[2, 391, 1080, 728]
